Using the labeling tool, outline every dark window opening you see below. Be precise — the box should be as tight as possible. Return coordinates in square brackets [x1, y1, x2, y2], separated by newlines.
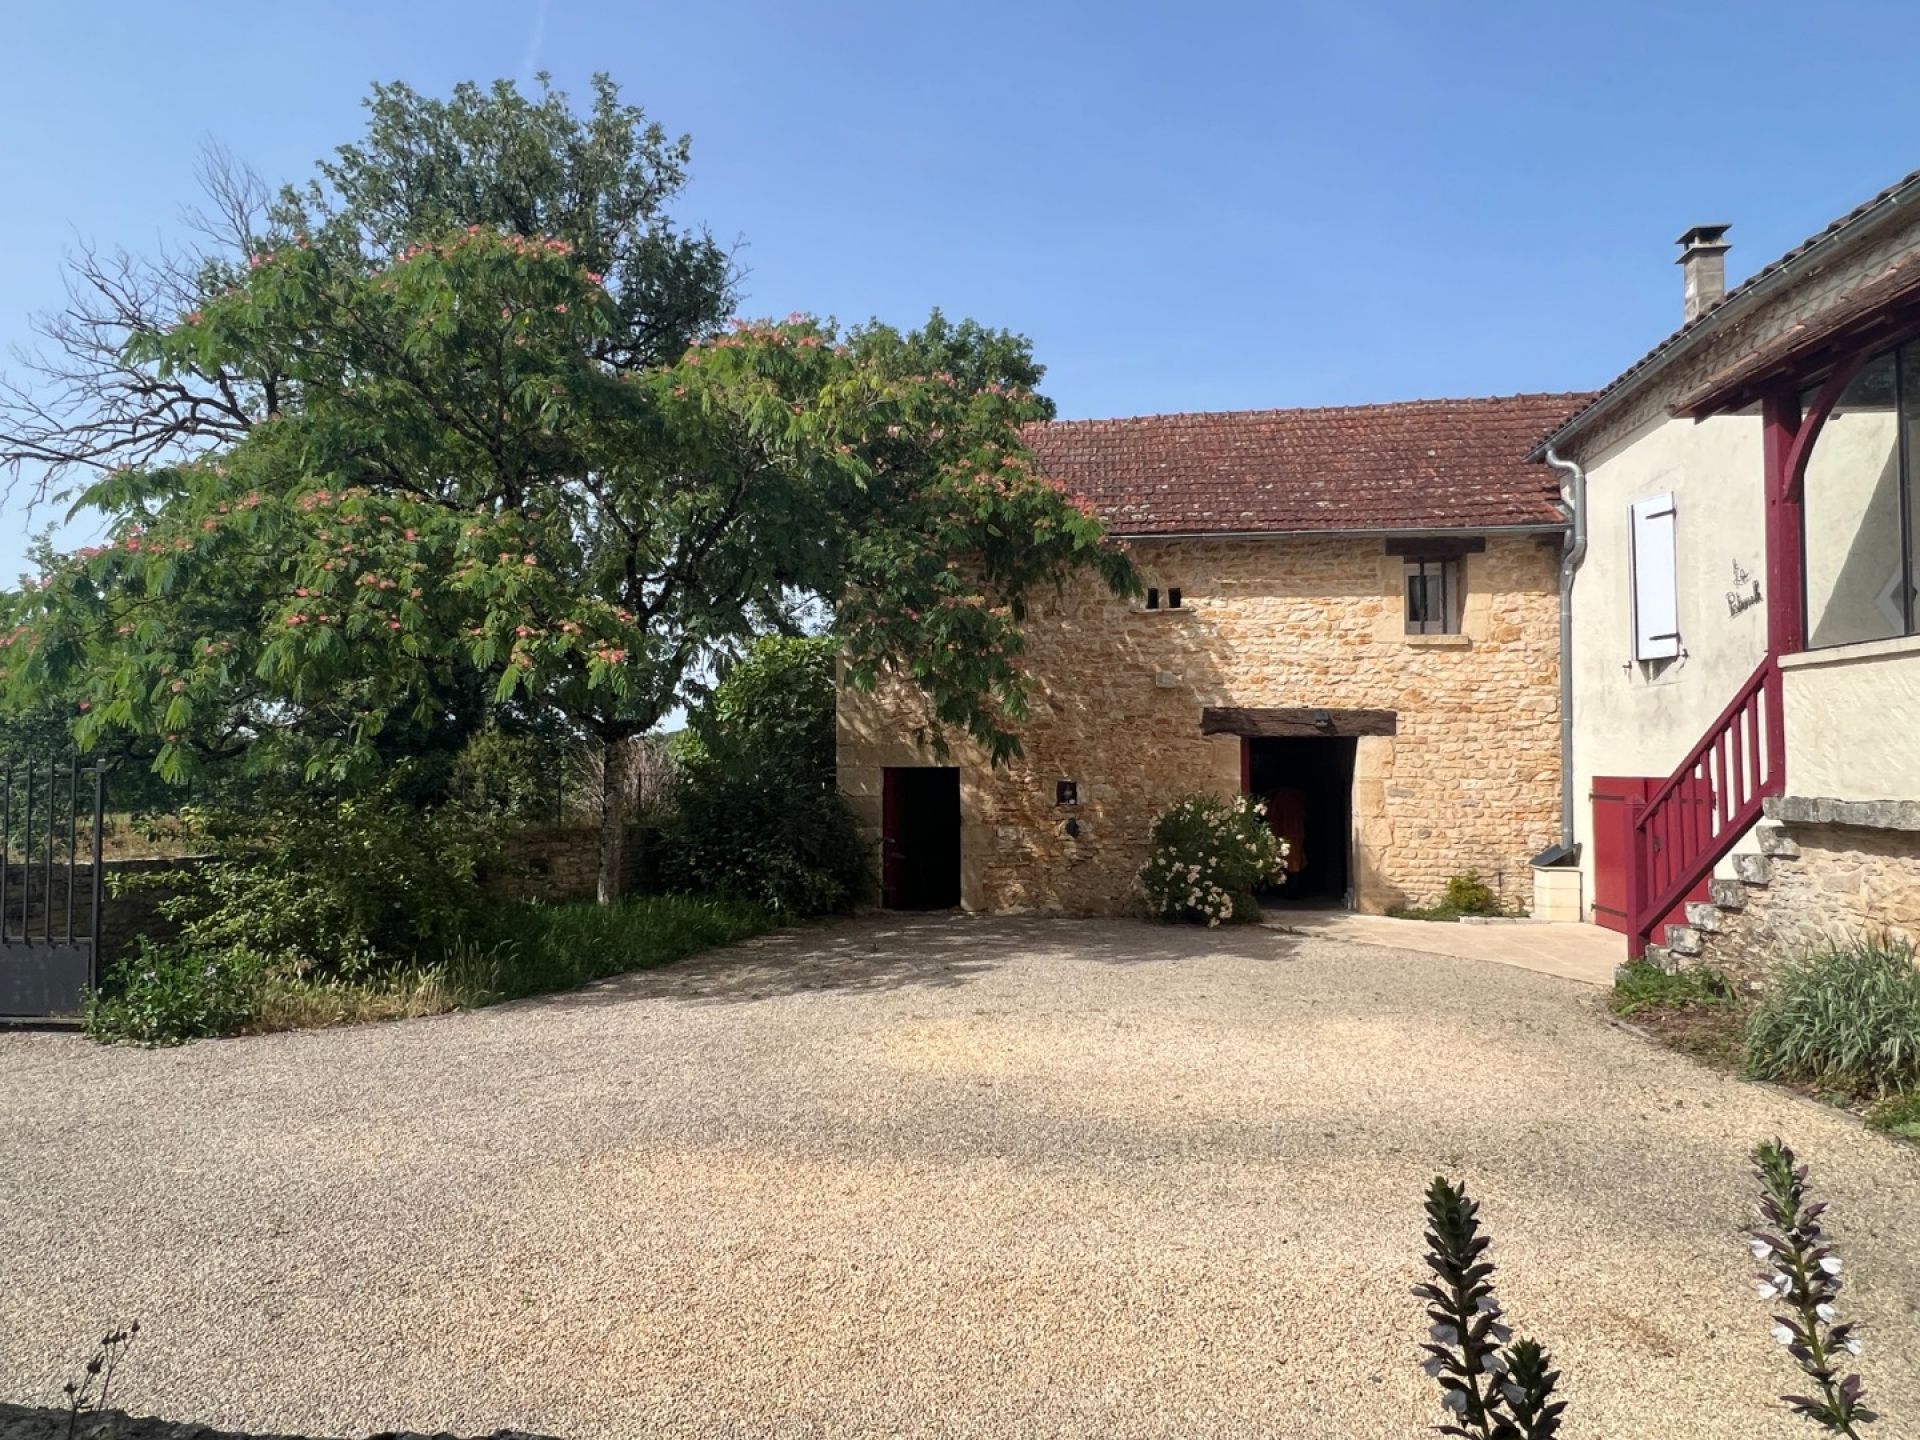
[1055, 779, 1078, 806]
[1167, 587, 1182, 609]
[1404, 557, 1462, 635]
[1145, 587, 1160, 610]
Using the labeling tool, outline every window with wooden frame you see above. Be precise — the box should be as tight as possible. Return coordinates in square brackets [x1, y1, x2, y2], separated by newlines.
[1403, 556, 1461, 634]
[1386, 537, 1480, 636]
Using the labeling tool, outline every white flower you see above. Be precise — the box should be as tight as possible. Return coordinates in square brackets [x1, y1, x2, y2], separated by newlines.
[1818, 1256, 1843, 1275]
[1429, 1323, 1460, 1346]
[1772, 1324, 1796, 1346]
[1815, 1303, 1836, 1323]
[1421, 1354, 1447, 1378]
[1441, 1390, 1469, 1415]
[1840, 1336, 1863, 1355]
[1750, 1238, 1774, 1261]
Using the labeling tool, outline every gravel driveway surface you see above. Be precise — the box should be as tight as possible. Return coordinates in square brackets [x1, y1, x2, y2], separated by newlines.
[2, 915, 1917, 1439]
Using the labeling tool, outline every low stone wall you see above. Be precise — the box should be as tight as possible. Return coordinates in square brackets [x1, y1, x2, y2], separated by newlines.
[482, 824, 663, 902]
[1696, 797, 1920, 986]
[2, 857, 204, 968]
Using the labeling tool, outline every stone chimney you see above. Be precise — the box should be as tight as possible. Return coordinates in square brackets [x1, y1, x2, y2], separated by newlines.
[1676, 224, 1732, 323]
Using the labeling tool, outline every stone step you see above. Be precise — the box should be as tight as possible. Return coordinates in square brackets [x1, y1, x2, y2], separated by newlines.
[1733, 852, 1773, 887]
[1710, 878, 1748, 911]
[1756, 827, 1802, 859]
[1666, 925, 1705, 958]
[1686, 901, 1724, 933]
[1642, 943, 1676, 974]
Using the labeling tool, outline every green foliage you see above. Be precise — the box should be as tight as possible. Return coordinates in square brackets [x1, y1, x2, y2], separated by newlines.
[1867, 1088, 1920, 1141]
[847, 307, 1056, 420]
[665, 636, 870, 915]
[1137, 792, 1286, 926]
[1, 74, 1133, 902]
[1388, 873, 1512, 923]
[1746, 935, 1920, 1097]
[463, 894, 770, 1001]
[84, 939, 264, 1046]
[147, 781, 496, 979]
[1443, 872, 1503, 917]
[448, 724, 577, 822]
[273, 73, 734, 370]
[1610, 959, 1734, 1017]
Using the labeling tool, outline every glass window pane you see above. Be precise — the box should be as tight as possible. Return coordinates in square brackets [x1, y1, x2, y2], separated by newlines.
[1804, 348, 1905, 647]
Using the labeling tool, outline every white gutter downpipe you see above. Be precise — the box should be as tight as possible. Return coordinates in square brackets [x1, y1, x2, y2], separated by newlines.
[1545, 446, 1588, 850]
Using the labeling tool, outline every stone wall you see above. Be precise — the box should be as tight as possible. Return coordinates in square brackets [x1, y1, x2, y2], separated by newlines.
[1700, 798, 1920, 987]
[837, 533, 1563, 915]
[2, 856, 203, 968]
[483, 824, 661, 901]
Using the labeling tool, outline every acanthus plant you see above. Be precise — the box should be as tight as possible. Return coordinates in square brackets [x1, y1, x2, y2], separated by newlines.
[1750, 1139, 1876, 1435]
[1416, 1177, 1566, 1440]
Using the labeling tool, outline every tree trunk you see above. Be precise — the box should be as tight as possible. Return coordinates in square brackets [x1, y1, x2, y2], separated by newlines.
[597, 736, 630, 906]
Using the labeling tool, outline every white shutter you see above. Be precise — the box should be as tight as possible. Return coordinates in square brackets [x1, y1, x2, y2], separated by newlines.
[1629, 492, 1680, 660]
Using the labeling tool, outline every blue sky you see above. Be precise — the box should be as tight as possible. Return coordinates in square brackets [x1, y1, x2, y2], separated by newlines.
[5, 0, 1920, 579]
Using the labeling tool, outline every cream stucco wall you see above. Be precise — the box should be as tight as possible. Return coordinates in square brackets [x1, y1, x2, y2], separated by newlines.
[1565, 411, 1769, 914]
[1781, 636, 1920, 800]
[839, 534, 1562, 916]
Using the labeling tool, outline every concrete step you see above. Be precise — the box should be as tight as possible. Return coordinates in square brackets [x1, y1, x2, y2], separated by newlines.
[1686, 901, 1724, 933]
[1666, 925, 1705, 958]
[1733, 853, 1773, 887]
[1756, 827, 1802, 859]
[1710, 878, 1748, 911]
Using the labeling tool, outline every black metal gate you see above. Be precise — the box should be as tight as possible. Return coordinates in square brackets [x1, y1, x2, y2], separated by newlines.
[1, 758, 106, 1020]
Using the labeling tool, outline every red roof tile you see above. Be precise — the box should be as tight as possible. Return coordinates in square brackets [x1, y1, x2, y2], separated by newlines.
[1024, 393, 1591, 537]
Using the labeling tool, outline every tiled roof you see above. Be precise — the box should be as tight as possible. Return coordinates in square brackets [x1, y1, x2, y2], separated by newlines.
[1024, 393, 1591, 537]
[1532, 166, 1920, 457]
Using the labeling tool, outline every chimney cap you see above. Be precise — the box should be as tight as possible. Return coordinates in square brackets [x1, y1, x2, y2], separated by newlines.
[1676, 223, 1733, 256]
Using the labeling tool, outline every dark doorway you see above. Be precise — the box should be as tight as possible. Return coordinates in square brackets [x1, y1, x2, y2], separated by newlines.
[881, 766, 962, 910]
[1246, 736, 1356, 905]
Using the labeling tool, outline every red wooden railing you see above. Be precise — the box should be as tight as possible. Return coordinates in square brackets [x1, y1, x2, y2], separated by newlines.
[1625, 655, 1785, 958]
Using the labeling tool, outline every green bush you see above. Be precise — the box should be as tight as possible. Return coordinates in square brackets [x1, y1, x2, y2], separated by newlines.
[1745, 934, 1920, 1096]
[1442, 871, 1503, 917]
[84, 939, 264, 1046]
[663, 636, 870, 915]
[1137, 792, 1286, 926]
[149, 778, 496, 979]
[1867, 1088, 1920, 1141]
[1611, 958, 1734, 1016]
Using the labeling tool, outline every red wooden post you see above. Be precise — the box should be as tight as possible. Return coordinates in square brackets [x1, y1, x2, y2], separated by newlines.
[1763, 658, 1786, 793]
[1625, 795, 1650, 960]
[1762, 388, 1805, 658]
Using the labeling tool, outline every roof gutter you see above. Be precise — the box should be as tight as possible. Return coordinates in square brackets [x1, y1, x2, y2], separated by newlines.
[1530, 174, 1920, 461]
[1113, 521, 1567, 542]
[1543, 446, 1588, 853]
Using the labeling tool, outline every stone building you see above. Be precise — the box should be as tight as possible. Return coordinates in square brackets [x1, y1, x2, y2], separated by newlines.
[837, 394, 1585, 915]
[1538, 167, 1920, 971]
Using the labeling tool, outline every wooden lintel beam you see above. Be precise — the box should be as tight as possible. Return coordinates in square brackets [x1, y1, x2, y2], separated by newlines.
[1200, 706, 1398, 739]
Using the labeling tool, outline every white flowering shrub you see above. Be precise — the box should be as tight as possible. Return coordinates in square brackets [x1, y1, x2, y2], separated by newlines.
[1137, 792, 1286, 927]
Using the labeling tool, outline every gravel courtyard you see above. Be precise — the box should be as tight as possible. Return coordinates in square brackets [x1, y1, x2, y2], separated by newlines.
[2, 916, 1918, 1439]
